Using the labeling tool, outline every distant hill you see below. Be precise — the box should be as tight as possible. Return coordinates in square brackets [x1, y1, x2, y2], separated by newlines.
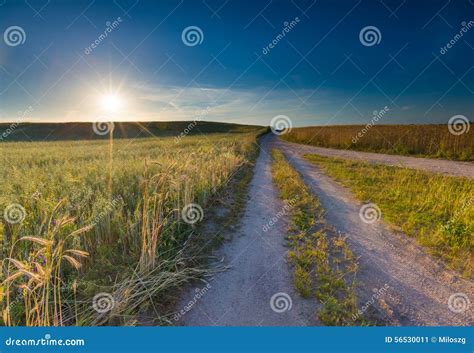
[0, 121, 266, 142]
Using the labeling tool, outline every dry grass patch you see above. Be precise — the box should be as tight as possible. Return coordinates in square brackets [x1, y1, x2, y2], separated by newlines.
[283, 125, 474, 161]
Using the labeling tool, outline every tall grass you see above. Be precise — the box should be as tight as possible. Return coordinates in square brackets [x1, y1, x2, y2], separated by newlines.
[305, 154, 474, 277]
[0, 133, 259, 326]
[282, 125, 473, 161]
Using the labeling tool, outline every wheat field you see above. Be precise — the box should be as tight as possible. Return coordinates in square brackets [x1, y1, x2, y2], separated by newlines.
[282, 125, 474, 161]
[0, 132, 260, 326]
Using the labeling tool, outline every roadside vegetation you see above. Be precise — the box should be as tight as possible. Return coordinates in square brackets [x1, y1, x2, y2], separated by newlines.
[271, 149, 363, 325]
[282, 125, 473, 161]
[0, 127, 264, 326]
[305, 154, 473, 277]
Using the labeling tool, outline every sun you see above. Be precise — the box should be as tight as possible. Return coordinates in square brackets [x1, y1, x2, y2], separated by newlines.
[100, 94, 123, 112]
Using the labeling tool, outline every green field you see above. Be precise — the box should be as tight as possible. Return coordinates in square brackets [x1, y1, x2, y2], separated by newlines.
[0, 125, 263, 326]
[305, 154, 474, 277]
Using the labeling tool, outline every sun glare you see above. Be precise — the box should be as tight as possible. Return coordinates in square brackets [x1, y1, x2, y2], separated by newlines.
[100, 94, 123, 112]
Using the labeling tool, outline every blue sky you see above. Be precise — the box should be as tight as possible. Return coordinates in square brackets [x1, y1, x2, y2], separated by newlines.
[0, 0, 473, 126]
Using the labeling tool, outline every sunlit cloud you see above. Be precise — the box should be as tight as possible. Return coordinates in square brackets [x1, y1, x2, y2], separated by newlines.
[133, 82, 335, 126]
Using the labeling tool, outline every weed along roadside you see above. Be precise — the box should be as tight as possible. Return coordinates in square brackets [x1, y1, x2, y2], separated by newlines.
[304, 154, 473, 277]
[271, 149, 364, 325]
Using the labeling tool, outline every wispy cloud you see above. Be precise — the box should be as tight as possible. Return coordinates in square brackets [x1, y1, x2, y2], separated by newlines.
[133, 82, 333, 126]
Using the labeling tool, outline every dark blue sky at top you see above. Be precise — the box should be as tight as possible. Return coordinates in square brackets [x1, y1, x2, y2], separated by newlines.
[0, 0, 472, 126]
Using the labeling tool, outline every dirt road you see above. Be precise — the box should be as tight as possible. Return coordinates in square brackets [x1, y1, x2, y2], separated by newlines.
[274, 136, 473, 326]
[177, 134, 318, 326]
[281, 140, 474, 178]
[177, 134, 473, 326]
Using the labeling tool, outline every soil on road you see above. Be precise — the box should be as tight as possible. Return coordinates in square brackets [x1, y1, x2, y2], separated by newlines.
[177, 134, 473, 326]
[177, 134, 318, 326]
[274, 136, 473, 326]
[281, 140, 474, 179]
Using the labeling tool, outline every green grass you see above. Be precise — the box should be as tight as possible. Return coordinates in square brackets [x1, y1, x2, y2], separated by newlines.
[271, 149, 364, 325]
[0, 132, 261, 326]
[305, 154, 474, 277]
[282, 125, 474, 161]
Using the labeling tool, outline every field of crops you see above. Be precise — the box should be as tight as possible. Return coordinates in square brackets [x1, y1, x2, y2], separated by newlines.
[282, 125, 474, 161]
[0, 130, 261, 326]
